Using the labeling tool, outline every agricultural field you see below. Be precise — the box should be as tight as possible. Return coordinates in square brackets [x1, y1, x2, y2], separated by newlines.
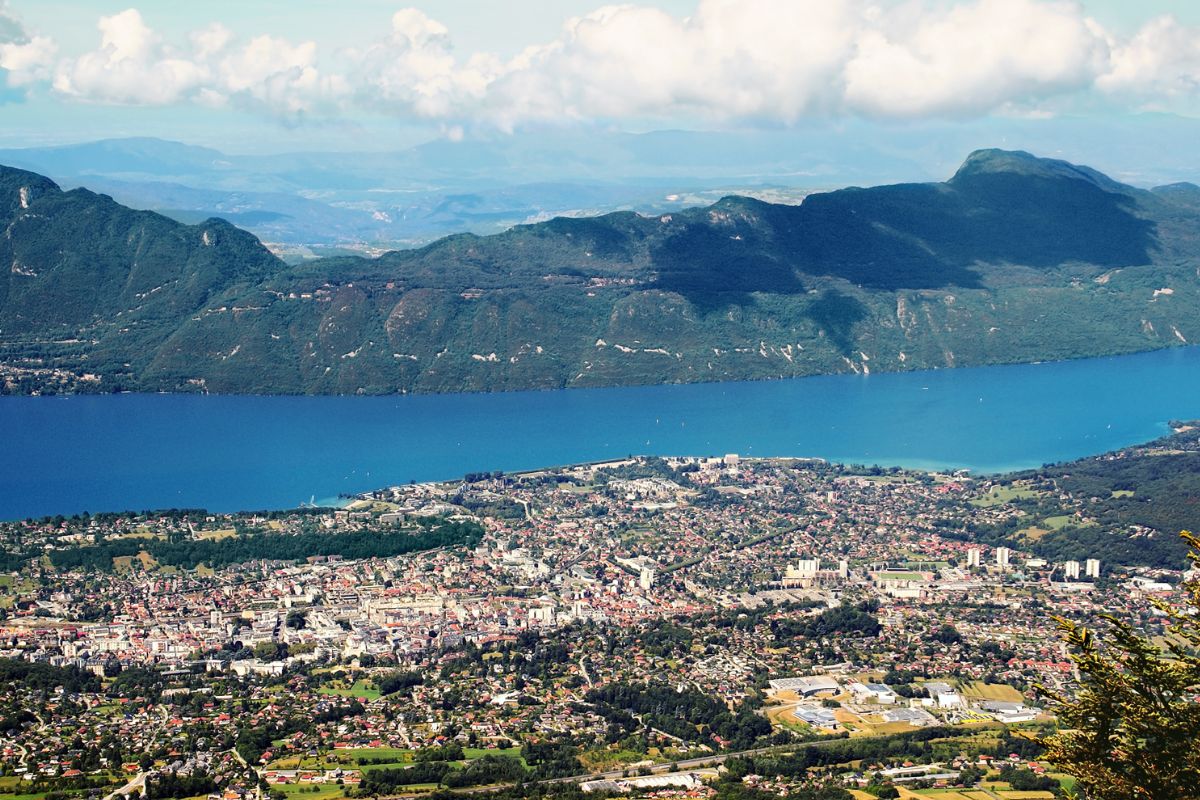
[970, 484, 1044, 508]
[276, 784, 346, 800]
[959, 681, 1026, 703]
[197, 528, 238, 541]
[317, 678, 381, 700]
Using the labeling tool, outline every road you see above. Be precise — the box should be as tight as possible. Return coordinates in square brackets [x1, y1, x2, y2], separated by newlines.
[374, 733, 910, 798]
[102, 771, 146, 800]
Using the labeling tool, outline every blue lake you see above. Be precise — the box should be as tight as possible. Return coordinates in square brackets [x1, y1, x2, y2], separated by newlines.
[4, 346, 1200, 520]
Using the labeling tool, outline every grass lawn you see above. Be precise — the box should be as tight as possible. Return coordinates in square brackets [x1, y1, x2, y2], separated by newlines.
[1048, 773, 1077, 793]
[317, 679, 381, 700]
[876, 571, 926, 581]
[338, 747, 413, 763]
[1016, 526, 1050, 542]
[970, 485, 1042, 507]
[277, 783, 346, 800]
[197, 528, 238, 541]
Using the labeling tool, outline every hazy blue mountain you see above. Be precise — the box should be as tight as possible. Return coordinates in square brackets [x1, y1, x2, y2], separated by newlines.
[6, 115, 1200, 251]
[2, 149, 1198, 396]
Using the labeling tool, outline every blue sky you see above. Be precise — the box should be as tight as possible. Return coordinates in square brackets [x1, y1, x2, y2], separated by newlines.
[2, 0, 1200, 152]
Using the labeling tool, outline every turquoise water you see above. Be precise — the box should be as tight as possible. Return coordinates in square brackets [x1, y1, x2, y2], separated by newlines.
[3, 347, 1200, 520]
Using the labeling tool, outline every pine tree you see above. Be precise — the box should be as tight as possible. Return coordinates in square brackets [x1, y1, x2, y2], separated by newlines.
[1038, 532, 1200, 799]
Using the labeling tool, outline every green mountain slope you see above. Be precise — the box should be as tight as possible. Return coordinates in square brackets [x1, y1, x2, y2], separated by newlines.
[2, 149, 1198, 395]
[963, 422, 1200, 569]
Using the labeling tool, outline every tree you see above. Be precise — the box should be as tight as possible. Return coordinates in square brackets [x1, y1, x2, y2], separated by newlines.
[1038, 531, 1200, 799]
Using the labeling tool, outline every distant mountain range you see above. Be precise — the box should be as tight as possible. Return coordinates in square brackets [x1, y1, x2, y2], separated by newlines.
[5, 115, 1200, 251]
[2, 149, 1199, 395]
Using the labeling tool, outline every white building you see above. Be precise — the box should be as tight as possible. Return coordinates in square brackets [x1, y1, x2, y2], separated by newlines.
[996, 547, 1011, 570]
[966, 548, 981, 569]
[1085, 558, 1101, 579]
[768, 675, 840, 697]
[849, 682, 897, 704]
[1064, 561, 1080, 580]
[639, 567, 655, 592]
[783, 558, 821, 587]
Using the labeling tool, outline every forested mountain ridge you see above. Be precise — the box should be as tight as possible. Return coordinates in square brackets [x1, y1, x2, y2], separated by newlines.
[2, 149, 1199, 395]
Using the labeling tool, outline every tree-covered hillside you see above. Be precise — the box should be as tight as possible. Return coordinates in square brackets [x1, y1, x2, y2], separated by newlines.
[966, 423, 1200, 568]
[2, 149, 1199, 395]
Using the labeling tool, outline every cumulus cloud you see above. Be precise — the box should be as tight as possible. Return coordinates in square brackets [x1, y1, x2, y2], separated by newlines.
[0, 0, 56, 89]
[52, 8, 343, 116]
[351, 9, 500, 119]
[477, 0, 862, 129]
[843, 0, 1111, 118]
[1098, 14, 1200, 100]
[7, 0, 1200, 127]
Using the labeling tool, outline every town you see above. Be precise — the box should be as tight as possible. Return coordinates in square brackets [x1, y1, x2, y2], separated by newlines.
[0, 454, 1193, 800]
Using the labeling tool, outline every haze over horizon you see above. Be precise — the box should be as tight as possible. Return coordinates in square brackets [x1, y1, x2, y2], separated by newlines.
[1, 0, 1199, 168]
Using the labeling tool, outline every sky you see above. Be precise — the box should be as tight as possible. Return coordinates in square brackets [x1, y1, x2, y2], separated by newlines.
[1, 0, 1200, 152]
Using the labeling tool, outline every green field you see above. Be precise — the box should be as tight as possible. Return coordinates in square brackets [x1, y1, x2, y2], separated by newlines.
[276, 783, 346, 800]
[876, 571, 925, 581]
[317, 679, 381, 700]
[271, 745, 526, 775]
[971, 485, 1043, 507]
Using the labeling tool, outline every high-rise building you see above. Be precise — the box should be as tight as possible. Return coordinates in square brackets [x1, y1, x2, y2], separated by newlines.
[1085, 558, 1101, 579]
[783, 558, 821, 587]
[966, 548, 981, 569]
[639, 567, 656, 591]
[838, 559, 849, 580]
[1064, 560, 1080, 580]
[996, 547, 1011, 570]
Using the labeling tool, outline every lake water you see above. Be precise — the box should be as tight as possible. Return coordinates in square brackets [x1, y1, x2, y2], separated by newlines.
[4, 346, 1200, 520]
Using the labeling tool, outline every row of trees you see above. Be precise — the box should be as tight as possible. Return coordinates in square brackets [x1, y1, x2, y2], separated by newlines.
[48, 519, 483, 571]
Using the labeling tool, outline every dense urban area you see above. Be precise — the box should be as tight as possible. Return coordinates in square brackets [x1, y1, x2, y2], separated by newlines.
[3, 427, 1199, 800]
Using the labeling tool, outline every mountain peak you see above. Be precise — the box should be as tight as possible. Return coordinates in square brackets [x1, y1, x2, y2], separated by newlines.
[0, 164, 62, 220]
[950, 148, 1132, 194]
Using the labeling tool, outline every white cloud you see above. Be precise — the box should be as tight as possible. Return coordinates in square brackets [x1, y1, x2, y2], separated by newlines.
[52, 8, 343, 116]
[0, 0, 56, 89]
[843, 0, 1110, 118]
[1099, 14, 1200, 99]
[478, 1, 862, 129]
[350, 9, 499, 119]
[8, 1, 1200, 127]
[53, 9, 209, 105]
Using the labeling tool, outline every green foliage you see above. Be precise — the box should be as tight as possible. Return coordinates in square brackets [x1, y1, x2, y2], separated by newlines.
[4, 150, 1200, 396]
[0, 657, 100, 693]
[585, 682, 771, 749]
[997, 766, 1059, 793]
[1038, 531, 1200, 799]
[973, 426, 1200, 568]
[378, 670, 424, 696]
[358, 761, 453, 793]
[145, 770, 218, 800]
[48, 519, 483, 572]
[439, 754, 528, 788]
[771, 601, 881, 641]
[727, 726, 971, 777]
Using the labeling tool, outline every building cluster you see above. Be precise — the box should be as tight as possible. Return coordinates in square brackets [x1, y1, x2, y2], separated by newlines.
[0, 455, 1191, 799]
